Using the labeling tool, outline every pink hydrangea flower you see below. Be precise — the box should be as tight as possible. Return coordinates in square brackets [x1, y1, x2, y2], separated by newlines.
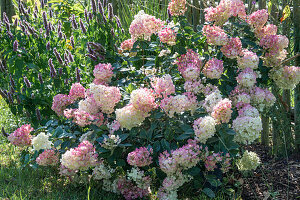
[237, 50, 259, 70]
[78, 96, 100, 115]
[211, 98, 233, 123]
[184, 80, 204, 94]
[69, 83, 85, 102]
[247, 9, 268, 29]
[236, 68, 257, 88]
[127, 147, 153, 167]
[259, 35, 289, 54]
[202, 25, 228, 45]
[72, 109, 94, 127]
[129, 11, 164, 41]
[202, 58, 224, 79]
[120, 39, 135, 51]
[255, 24, 277, 39]
[8, 124, 33, 147]
[158, 28, 176, 45]
[175, 49, 202, 74]
[168, 0, 187, 16]
[264, 89, 276, 107]
[221, 37, 243, 58]
[60, 141, 98, 171]
[51, 94, 71, 116]
[151, 74, 175, 98]
[238, 104, 259, 118]
[130, 88, 157, 113]
[93, 63, 114, 84]
[181, 64, 201, 81]
[36, 149, 59, 166]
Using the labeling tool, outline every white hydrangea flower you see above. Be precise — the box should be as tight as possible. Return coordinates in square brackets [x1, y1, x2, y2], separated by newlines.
[233, 116, 262, 144]
[237, 150, 261, 171]
[93, 162, 114, 180]
[203, 90, 222, 112]
[193, 116, 216, 144]
[32, 132, 53, 151]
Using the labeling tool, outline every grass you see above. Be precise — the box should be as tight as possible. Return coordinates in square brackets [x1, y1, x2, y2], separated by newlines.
[0, 98, 233, 200]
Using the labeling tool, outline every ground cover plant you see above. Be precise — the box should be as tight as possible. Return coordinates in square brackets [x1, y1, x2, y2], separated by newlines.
[0, 0, 299, 200]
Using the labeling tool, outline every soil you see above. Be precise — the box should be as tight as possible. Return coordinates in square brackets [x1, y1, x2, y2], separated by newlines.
[241, 144, 300, 200]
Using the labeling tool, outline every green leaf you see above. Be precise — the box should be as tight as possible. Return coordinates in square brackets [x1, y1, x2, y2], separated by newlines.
[208, 179, 222, 187]
[202, 188, 216, 198]
[119, 134, 129, 141]
[186, 167, 200, 176]
[153, 141, 161, 152]
[226, 129, 236, 135]
[176, 133, 191, 141]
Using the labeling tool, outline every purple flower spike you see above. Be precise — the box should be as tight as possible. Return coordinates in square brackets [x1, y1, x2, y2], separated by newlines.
[23, 76, 32, 88]
[13, 40, 19, 52]
[36, 108, 42, 121]
[76, 67, 81, 82]
[53, 48, 63, 65]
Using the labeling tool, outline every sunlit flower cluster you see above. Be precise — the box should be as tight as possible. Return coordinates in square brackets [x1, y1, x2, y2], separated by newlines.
[202, 58, 224, 79]
[203, 90, 223, 113]
[60, 141, 98, 171]
[8, 124, 33, 147]
[247, 9, 268, 29]
[202, 25, 228, 45]
[120, 39, 135, 51]
[221, 37, 243, 58]
[168, 0, 187, 16]
[68, 83, 86, 102]
[237, 50, 259, 70]
[151, 74, 175, 98]
[127, 147, 153, 167]
[270, 66, 300, 89]
[158, 28, 176, 45]
[236, 68, 257, 88]
[193, 116, 216, 143]
[51, 94, 71, 116]
[130, 88, 157, 113]
[36, 149, 59, 166]
[237, 150, 261, 171]
[93, 63, 114, 84]
[233, 116, 262, 144]
[32, 132, 53, 151]
[211, 98, 232, 124]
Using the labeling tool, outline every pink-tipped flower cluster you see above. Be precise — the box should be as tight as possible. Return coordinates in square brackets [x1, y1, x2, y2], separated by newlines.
[221, 37, 243, 58]
[168, 0, 187, 16]
[93, 63, 114, 84]
[36, 149, 59, 166]
[175, 49, 202, 74]
[202, 25, 228, 46]
[69, 83, 86, 102]
[204, 0, 246, 25]
[202, 58, 224, 79]
[211, 98, 233, 124]
[117, 178, 149, 200]
[127, 147, 153, 167]
[236, 68, 257, 88]
[51, 94, 71, 116]
[130, 88, 157, 113]
[151, 74, 175, 98]
[158, 28, 176, 46]
[8, 124, 33, 147]
[237, 50, 259, 70]
[247, 9, 268, 29]
[89, 83, 121, 114]
[60, 141, 98, 171]
[129, 11, 164, 41]
[254, 24, 277, 39]
[270, 66, 300, 89]
[159, 140, 201, 175]
[193, 116, 216, 143]
[120, 39, 135, 52]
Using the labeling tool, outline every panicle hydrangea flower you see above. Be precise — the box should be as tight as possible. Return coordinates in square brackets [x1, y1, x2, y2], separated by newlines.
[158, 28, 176, 45]
[221, 37, 243, 58]
[101, 134, 121, 150]
[211, 98, 233, 123]
[78, 96, 100, 115]
[193, 116, 216, 143]
[160, 94, 198, 118]
[115, 104, 148, 130]
[120, 39, 135, 52]
[204, 0, 246, 25]
[236, 68, 257, 88]
[151, 74, 175, 98]
[32, 132, 53, 151]
[237, 150, 261, 171]
[168, 0, 187, 16]
[247, 9, 268, 29]
[51, 94, 71, 116]
[254, 24, 277, 39]
[202, 58, 224, 79]
[129, 10, 164, 41]
[36, 149, 59, 166]
[203, 90, 223, 113]
[89, 84, 121, 114]
[184, 80, 204, 94]
[233, 116, 262, 144]
[8, 124, 33, 147]
[175, 49, 202, 74]
[259, 35, 289, 54]
[181, 64, 201, 81]
[59, 165, 78, 179]
[72, 109, 94, 127]
[159, 140, 201, 175]
[264, 89, 276, 107]
[93, 63, 114, 84]
[251, 86, 266, 105]
[238, 104, 259, 118]
[107, 120, 121, 134]
[232, 92, 251, 109]
[127, 147, 153, 167]
[237, 50, 259, 70]
[127, 168, 151, 190]
[270, 66, 300, 90]
[202, 83, 219, 96]
[263, 49, 288, 67]
[60, 141, 98, 171]
[202, 25, 228, 45]
[92, 161, 115, 180]
[130, 88, 157, 113]
[68, 83, 85, 102]
[204, 152, 222, 171]
[117, 178, 149, 200]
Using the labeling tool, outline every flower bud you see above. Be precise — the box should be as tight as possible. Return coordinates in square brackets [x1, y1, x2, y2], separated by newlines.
[16, 95, 21, 105]
[7, 92, 13, 104]
[0, 88, 7, 99]
[14, 18, 18, 26]
[70, 36, 75, 48]
[70, 14, 78, 29]
[9, 75, 15, 88]
[98, 1, 104, 15]
[42, 11, 48, 30]
[84, 9, 89, 23]
[88, 12, 93, 21]
[49, 9, 53, 18]
[41, 0, 45, 9]
[103, 0, 107, 7]
[68, 51, 74, 62]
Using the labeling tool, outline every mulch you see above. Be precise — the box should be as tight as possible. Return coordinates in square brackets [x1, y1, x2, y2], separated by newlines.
[241, 144, 300, 200]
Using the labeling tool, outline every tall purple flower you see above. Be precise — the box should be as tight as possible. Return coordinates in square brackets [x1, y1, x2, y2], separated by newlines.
[42, 11, 48, 30]
[48, 58, 57, 78]
[49, 9, 53, 18]
[36, 108, 42, 121]
[88, 12, 93, 21]
[79, 19, 87, 34]
[16, 95, 21, 105]
[46, 41, 51, 50]
[13, 40, 19, 52]
[115, 16, 122, 29]
[38, 73, 44, 84]
[41, 0, 45, 9]
[23, 76, 32, 88]
[53, 48, 63, 65]
[70, 14, 78, 29]
[58, 68, 63, 76]
[76, 67, 81, 82]
[108, 3, 114, 20]
[0, 88, 7, 99]
[14, 18, 18, 26]
[103, 0, 107, 7]
[84, 9, 89, 23]
[68, 51, 74, 62]
[10, 75, 15, 88]
[64, 53, 69, 65]
[98, 1, 104, 15]
[70, 36, 75, 48]
[91, 0, 97, 13]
